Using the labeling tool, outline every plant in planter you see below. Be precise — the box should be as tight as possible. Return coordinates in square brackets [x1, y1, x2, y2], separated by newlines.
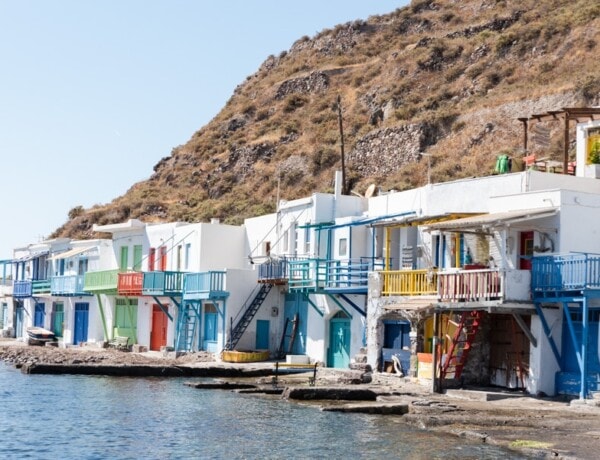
[590, 140, 600, 164]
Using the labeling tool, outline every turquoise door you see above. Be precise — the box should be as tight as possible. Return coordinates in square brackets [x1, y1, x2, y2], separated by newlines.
[328, 312, 351, 368]
[256, 320, 269, 350]
[283, 293, 307, 355]
[15, 304, 24, 338]
[74, 303, 89, 345]
[52, 303, 64, 338]
[203, 304, 218, 352]
[34, 303, 45, 328]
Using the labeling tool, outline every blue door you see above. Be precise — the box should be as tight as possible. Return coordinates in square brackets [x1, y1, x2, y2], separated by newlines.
[256, 320, 269, 350]
[74, 303, 89, 345]
[328, 311, 351, 368]
[283, 293, 307, 354]
[34, 303, 45, 328]
[15, 304, 24, 338]
[203, 304, 218, 352]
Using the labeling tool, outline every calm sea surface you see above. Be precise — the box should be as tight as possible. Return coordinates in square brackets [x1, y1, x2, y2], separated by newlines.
[0, 363, 527, 459]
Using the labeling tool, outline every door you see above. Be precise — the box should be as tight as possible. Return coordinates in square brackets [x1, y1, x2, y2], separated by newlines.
[328, 311, 351, 368]
[34, 303, 45, 328]
[15, 303, 24, 338]
[283, 293, 308, 355]
[256, 320, 270, 350]
[150, 304, 168, 351]
[1, 302, 7, 329]
[52, 302, 64, 338]
[74, 302, 89, 345]
[203, 304, 218, 352]
[114, 298, 138, 345]
[519, 231, 534, 270]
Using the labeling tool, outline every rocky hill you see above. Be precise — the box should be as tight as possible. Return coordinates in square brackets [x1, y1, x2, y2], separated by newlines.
[53, 0, 600, 239]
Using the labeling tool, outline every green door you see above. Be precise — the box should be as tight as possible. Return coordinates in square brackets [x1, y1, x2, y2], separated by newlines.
[114, 298, 138, 345]
[256, 320, 269, 350]
[52, 302, 64, 338]
[133, 245, 143, 271]
[120, 246, 129, 271]
[328, 311, 351, 369]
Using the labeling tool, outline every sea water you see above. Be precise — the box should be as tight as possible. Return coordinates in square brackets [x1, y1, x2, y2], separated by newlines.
[0, 363, 528, 459]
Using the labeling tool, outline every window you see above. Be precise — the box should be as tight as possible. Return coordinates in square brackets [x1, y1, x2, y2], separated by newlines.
[184, 243, 191, 270]
[119, 246, 129, 271]
[176, 245, 182, 271]
[338, 238, 348, 257]
[158, 246, 167, 271]
[78, 258, 88, 276]
[283, 230, 289, 253]
[133, 245, 143, 271]
[304, 227, 311, 254]
[148, 248, 156, 271]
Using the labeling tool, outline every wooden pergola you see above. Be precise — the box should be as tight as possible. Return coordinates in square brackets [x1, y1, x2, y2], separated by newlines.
[518, 107, 600, 174]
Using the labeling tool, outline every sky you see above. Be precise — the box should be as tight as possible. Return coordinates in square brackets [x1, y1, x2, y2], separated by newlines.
[0, 0, 408, 259]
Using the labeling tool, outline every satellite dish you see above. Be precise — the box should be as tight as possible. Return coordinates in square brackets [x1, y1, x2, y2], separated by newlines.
[365, 184, 376, 199]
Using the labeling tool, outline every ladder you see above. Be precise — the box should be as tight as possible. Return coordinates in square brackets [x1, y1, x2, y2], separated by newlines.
[226, 283, 273, 350]
[277, 313, 299, 359]
[439, 311, 483, 381]
[175, 303, 200, 351]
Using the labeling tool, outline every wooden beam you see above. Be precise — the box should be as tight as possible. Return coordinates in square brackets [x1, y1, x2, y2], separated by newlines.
[512, 313, 537, 347]
[564, 111, 570, 174]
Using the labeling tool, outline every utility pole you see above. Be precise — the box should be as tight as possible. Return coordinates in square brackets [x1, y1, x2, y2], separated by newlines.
[335, 95, 348, 195]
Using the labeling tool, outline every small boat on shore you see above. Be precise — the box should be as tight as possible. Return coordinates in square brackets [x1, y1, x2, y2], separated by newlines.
[26, 327, 56, 345]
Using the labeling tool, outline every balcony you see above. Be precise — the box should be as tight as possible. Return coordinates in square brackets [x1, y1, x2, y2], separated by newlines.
[381, 269, 438, 296]
[118, 272, 143, 296]
[84, 269, 120, 293]
[32, 279, 51, 295]
[13, 280, 32, 298]
[437, 268, 531, 304]
[143, 271, 185, 296]
[183, 271, 228, 300]
[258, 258, 288, 284]
[51, 275, 87, 296]
[288, 258, 326, 291]
[323, 259, 372, 293]
[532, 253, 600, 297]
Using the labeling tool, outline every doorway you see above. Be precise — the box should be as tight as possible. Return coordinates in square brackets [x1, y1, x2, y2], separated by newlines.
[150, 304, 168, 351]
[328, 311, 351, 369]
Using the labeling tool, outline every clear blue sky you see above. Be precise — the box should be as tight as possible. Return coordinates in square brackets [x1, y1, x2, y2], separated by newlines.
[0, 0, 407, 259]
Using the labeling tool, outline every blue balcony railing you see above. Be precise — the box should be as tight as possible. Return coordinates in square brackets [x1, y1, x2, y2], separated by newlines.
[532, 253, 600, 293]
[258, 258, 288, 282]
[51, 275, 87, 296]
[183, 271, 228, 300]
[324, 259, 372, 292]
[13, 280, 32, 298]
[143, 271, 185, 296]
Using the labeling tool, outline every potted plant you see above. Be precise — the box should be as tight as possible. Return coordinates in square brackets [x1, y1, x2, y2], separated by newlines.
[585, 140, 600, 178]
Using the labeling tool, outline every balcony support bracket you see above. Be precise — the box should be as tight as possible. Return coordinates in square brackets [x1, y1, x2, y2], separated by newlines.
[511, 313, 537, 347]
[533, 302, 561, 366]
[152, 296, 174, 322]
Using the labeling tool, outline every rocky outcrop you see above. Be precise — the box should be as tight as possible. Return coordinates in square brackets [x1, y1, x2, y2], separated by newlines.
[275, 71, 329, 99]
[348, 124, 432, 176]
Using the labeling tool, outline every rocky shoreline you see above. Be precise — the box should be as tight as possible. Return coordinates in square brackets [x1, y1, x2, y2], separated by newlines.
[2, 340, 599, 459]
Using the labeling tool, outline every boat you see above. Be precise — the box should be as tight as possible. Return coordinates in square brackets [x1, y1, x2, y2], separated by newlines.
[26, 327, 56, 345]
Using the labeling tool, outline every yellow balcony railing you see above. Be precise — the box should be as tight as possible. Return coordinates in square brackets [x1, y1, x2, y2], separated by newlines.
[381, 269, 438, 296]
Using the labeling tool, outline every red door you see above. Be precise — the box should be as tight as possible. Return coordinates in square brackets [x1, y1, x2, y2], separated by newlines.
[150, 304, 168, 351]
[519, 231, 534, 270]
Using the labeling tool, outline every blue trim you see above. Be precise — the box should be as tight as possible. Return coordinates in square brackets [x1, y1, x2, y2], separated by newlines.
[304, 293, 324, 317]
[581, 296, 589, 399]
[563, 302, 582, 371]
[152, 296, 174, 322]
[320, 211, 417, 231]
[338, 293, 366, 317]
[326, 294, 353, 319]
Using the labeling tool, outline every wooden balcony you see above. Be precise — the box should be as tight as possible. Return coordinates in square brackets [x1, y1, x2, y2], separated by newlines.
[51, 275, 87, 296]
[438, 269, 502, 302]
[381, 269, 438, 296]
[13, 280, 32, 298]
[143, 271, 185, 296]
[532, 253, 600, 297]
[118, 272, 143, 296]
[258, 258, 288, 284]
[183, 271, 228, 300]
[84, 269, 120, 293]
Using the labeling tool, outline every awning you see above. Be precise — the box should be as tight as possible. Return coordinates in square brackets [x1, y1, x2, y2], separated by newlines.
[370, 212, 478, 229]
[13, 251, 49, 262]
[49, 246, 96, 261]
[424, 207, 558, 232]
